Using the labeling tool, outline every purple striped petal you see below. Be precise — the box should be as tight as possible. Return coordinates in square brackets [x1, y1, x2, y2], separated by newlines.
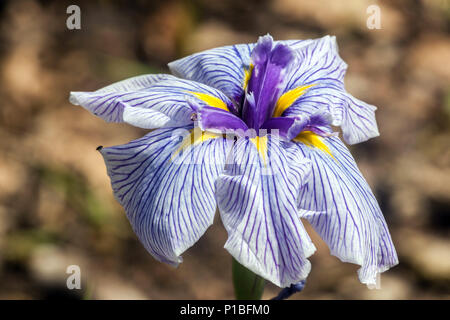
[216, 136, 315, 287]
[70, 76, 233, 129]
[282, 36, 379, 144]
[294, 136, 398, 285]
[260, 117, 302, 140]
[168, 44, 254, 104]
[99, 127, 233, 265]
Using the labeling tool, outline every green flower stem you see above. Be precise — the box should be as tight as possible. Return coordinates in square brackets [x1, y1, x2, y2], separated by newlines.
[232, 257, 265, 300]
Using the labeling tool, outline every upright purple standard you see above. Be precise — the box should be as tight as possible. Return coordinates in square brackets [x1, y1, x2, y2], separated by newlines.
[70, 35, 398, 289]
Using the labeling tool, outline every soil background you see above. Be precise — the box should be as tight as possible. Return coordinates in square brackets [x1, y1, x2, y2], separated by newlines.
[0, 0, 449, 299]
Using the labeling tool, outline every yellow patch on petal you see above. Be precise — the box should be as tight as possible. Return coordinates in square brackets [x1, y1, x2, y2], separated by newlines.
[243, 64, 254, 90]
[250, 135, 268, 165]
[272, 84, 316, 118]
[294, 131, 334, 159]
[171, 128, 221, 161]
[188, 92, 229, 112]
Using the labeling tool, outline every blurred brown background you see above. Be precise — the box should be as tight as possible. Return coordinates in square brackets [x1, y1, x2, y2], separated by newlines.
[0, 0, 449, 299]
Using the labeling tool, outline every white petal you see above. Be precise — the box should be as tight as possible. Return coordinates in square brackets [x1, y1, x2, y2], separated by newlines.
[216, 136, 315, 287]
[100, 127, 233, 264]
[283, 36, 379, 144]
[70, 77, 232, 129]
[295, 136, 398, 285]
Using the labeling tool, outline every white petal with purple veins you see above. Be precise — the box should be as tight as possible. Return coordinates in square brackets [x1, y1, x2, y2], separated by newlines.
[94, 74, 175, 93]
[294, 136, 398, 285]
[168, 39, 316, 103]
[283, 36, 379, 144]
[169, 44, 254, 103]
[100, 127, 233, 265]
[70, 77, 232, 129]
[216, 136, 315, 287]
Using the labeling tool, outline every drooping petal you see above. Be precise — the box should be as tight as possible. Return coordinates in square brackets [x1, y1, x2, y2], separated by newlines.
[216, 135, 316, 287]
[99, 127, 233, 265]
[282, 36, 379, 144]
[294, 136, 398, 285]
[70, 77, 233, 129]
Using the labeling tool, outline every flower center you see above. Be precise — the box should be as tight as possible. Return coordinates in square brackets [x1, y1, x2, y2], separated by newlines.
[185, 35, 331, 157]
[241, 36, 294, 130]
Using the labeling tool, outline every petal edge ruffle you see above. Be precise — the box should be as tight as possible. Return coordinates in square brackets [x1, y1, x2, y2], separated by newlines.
[294, 136, 398, 285]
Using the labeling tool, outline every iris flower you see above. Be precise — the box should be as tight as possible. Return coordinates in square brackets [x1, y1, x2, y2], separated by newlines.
[70, 35, 398, 288]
